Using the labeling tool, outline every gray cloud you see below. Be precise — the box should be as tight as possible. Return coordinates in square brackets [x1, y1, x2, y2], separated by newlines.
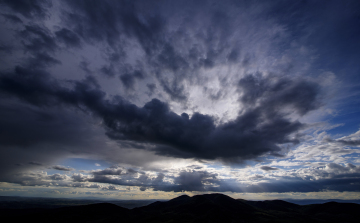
[1, 13, 22, 23]
[119, 70, 144, 90]
[325, 138, 360, 147]
[0, 66, 320, 162]
[52, 165, 74, 171]
[0, 0, 358, 197]
[55, 28, 81, 48]
[92, 166, 127, 176]
[28, 161, 42, 166]
[0, 0, 51, 19]
[5, 163, 359, 193]
[238, 74, 320, 116]
[0, 96, 114, 182]
[100, 65, 115, 77]
[20, 25, 58, 53]
[260, 166, 279, 171]
[70, 166, 219, 192]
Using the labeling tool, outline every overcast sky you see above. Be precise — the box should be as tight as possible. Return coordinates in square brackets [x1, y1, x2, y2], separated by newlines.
[0, 0, 359, 200]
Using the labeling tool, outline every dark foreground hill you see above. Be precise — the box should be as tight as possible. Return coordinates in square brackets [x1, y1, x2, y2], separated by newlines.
[2, 193, 360, 223]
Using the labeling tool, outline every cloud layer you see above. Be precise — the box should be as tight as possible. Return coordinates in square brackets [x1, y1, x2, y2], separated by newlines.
[0, 0, 359, 197]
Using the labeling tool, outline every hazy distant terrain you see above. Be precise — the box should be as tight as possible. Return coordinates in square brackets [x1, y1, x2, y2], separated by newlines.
[0, 196, 160, 209]
[1, 194, 359, 223]
[283, 199, 360, 205]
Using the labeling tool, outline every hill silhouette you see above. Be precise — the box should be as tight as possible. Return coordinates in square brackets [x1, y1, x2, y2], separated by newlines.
[3, 193, 360, 223]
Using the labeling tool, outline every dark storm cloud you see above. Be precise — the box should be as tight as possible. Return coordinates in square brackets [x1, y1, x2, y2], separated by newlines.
[119, 70, 144, 90]
[0, 95, 110, 182]
[260, 166, 279, 171]
[227, 49, 239, 63]
[0, 0, 51, 18]
[100, 65, 115, 77]
[59, 0, 244, 102]
[238, 74, 320, 115]
[62, 0, 187, 100]
[0, 65, 320, 161]
[3, 0, 355, 196]
[0, 44, 12, 53]
[0, 97, 85, 147]
[55, 28, 81, 48]
[20, 25, 58, 53]
[146, 83, 156, 96]
[92, 167, 126, 176]
[1, 13, 22, 23]
[156, 44, 189, 72]
[79, 61, 92, 74]
[270, 0, 360, 76]
[28, 161, 42, 166]
[27, 52, 61, 68]
[0, 1, 322, 177]
[63, 0, 164, 50]
[52, 165, 74, 171]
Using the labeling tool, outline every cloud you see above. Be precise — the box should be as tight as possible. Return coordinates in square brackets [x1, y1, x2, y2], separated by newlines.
[27, 52, 61, 68]
[49, 173, 68, 181]
[59, 0, 299, 105]
[0, 0, 358, 198]
[0, 0, 51, 19]
[1, 13, 22, 23]
[63, 0, 164, 50]
[260, 166, 279, 171]
[100, 65, 115, 77]
[92, 166, 127, 176]
[72, 166, 220, 192]
[52, 165, 74, 171]
[171, 170, 218, 192]
[28, 161, 42, 166]
[3, 162, 360, 194]
[238, 74, 320, 115]
[0, 95, 115, 182]
[20, 25, 58, 53]
[0, 66, 321, 163]
[119, 70, 144, 90]
[55, 28, 81, 48]
[289, 128, 360, 163]
[101, 185, 118, 190]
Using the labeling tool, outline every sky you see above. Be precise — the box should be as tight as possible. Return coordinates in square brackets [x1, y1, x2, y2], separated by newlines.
[0, 0, 360, 200]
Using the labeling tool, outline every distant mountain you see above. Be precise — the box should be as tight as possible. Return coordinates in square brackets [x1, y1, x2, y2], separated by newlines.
[2, 193, 360, 223]
[239, 199, 300, 212]
[284, 199, 360, 205]
[0, 196, 159, 209]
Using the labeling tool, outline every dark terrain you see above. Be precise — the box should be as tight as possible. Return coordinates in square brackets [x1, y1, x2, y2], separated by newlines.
[0, 196, 158, 209]
[1, 194, 359, 223]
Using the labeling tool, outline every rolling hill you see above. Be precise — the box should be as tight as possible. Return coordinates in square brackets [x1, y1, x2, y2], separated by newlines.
[2, 193, 360, 223]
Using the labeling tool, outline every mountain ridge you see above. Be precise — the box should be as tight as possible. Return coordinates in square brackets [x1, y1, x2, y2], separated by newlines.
[3, 193, 360, 223]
